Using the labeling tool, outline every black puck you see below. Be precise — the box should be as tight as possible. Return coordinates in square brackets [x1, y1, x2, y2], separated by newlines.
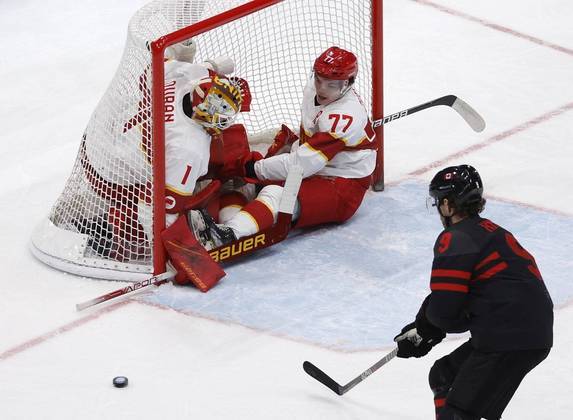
[112, 376, 128, 388]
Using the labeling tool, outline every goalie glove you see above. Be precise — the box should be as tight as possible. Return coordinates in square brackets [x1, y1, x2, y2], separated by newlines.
[265, 124, 298, 158]
[220, 151, 263, 180]
[204, 56, 235, 75]
[166, 38, 197, 63]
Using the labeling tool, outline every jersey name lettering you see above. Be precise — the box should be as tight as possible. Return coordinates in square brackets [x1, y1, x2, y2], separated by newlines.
[165, 80, 176, 123]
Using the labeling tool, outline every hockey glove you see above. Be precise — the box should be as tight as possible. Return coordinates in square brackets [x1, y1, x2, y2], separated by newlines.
[216, 151, 263, 180]
[265, 124, 298, 158]
[166, 38, 197, 63]
[394, 320, 445, 359]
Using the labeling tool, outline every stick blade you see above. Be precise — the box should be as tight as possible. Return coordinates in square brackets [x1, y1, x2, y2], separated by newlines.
[303, 361, 343, 395]
[451, 97, 486, 132]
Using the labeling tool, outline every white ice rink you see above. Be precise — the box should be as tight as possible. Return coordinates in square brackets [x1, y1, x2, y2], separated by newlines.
[1, 1, 573, 419]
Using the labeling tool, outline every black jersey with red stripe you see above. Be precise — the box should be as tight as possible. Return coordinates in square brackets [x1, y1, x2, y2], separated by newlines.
[422, 216, 553, 351]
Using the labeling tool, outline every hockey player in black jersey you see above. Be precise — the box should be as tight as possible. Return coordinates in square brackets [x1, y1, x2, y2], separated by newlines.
[394, 165, 553, 420]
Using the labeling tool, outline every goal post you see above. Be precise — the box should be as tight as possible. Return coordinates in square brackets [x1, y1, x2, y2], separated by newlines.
[371, 0, 384, 191]
[30, 0, 384, 281]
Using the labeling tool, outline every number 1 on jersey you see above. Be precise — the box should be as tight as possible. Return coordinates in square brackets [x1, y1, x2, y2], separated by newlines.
[181, 164, 192, 186]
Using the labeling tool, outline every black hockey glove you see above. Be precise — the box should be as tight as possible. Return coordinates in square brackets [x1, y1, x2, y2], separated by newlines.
[244, 159, 257, 179]
[394, 319, 445, 359]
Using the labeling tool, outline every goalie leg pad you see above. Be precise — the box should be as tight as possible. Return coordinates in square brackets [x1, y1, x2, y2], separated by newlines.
[161, 215, 225, 291]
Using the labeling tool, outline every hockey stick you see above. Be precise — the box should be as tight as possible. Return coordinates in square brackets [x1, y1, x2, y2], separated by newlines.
[372, 95, 485, 132]
[303, 347, 398, 395]
[75, 271, 175, 311]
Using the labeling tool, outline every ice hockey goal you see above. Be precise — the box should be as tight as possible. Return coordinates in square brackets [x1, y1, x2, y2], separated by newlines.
[30, 0, 383, 281]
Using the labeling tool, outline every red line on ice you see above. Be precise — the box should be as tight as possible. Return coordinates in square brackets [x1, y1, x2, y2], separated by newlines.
[407, 101, 573, 178]
[0, 300, 132, 362]
[387, 101, 573, 217]
[412, 0, 573, 57]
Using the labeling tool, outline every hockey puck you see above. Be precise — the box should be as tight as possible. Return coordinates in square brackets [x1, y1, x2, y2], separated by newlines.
[112, 376, 128, 388]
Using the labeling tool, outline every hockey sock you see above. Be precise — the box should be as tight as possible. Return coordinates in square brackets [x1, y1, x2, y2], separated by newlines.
[226, 198, 274, 239]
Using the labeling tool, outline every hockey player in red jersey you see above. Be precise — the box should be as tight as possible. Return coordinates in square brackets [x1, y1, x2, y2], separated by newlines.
[189, 46, 377, 248]
[394, 165, 553, 420]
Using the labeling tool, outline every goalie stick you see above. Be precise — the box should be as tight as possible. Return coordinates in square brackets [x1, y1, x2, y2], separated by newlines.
[75, 271, 175, 311]
[303, 347, 398, 395]
[372, 94, 485, 132]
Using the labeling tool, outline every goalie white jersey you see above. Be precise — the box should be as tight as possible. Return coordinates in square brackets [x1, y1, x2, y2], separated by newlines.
[162, 61, 213, 210]
[254, 78, 377, 181]
[83, 60, 213, 211]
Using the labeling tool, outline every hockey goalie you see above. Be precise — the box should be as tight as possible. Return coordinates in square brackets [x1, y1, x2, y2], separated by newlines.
[123, 41, 258, 291]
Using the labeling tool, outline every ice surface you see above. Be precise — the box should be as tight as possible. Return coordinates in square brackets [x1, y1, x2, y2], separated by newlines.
[1, 1, 573, 419]
[147, 180, 573, 351]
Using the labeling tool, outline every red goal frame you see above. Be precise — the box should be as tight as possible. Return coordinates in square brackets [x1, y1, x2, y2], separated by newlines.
[149, 0, 384, 275]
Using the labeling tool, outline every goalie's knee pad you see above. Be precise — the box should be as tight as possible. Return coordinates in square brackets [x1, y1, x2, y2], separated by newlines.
[429, 357, 456, 397]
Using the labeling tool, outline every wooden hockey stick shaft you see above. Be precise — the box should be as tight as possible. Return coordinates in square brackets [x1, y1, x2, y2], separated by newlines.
[372, 94, 486, 132]
[75, 271, 175, 311]
[303, 347, 398, 395]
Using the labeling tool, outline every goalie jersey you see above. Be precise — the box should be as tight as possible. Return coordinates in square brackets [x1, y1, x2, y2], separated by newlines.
[254, 78, 377, 180]
[162, 61, 214, 213]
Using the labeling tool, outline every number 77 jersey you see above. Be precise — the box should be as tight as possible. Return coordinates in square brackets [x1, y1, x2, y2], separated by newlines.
[297, 80, 377, 179]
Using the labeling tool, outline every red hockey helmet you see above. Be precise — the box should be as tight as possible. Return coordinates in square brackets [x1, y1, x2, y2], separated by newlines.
[313, 46, 358, 81]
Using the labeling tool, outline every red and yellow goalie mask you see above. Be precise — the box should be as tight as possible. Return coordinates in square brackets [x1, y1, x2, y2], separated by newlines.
[191, 75, 243, 134]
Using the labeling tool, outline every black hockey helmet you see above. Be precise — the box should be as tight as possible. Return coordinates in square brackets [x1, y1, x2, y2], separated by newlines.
[429, 164, 483, 207]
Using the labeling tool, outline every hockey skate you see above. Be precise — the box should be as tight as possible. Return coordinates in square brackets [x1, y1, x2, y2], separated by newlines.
[187, 209, 237, 251]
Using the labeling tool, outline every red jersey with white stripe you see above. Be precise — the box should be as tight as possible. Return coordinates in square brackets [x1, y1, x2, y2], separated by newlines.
[254, 78, 376, 181]
[424, 216, 553, 351]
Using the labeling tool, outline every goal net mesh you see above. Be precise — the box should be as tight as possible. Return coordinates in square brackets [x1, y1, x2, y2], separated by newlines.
[33, 0, 376, 279]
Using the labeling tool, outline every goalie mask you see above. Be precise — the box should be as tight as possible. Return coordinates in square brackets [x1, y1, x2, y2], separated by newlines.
[191, 74, 243, 133]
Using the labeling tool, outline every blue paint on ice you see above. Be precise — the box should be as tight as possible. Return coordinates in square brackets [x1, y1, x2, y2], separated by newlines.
[145, 180, 573, 350]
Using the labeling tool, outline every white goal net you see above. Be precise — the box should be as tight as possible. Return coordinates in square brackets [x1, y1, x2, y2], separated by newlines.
[31, 0, 382, 281]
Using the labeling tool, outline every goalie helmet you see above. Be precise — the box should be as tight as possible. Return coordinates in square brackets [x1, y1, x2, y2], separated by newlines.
[191, 74, 243, 133]
[313, 46, 358, 82]
[429, 164, 484, 208]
